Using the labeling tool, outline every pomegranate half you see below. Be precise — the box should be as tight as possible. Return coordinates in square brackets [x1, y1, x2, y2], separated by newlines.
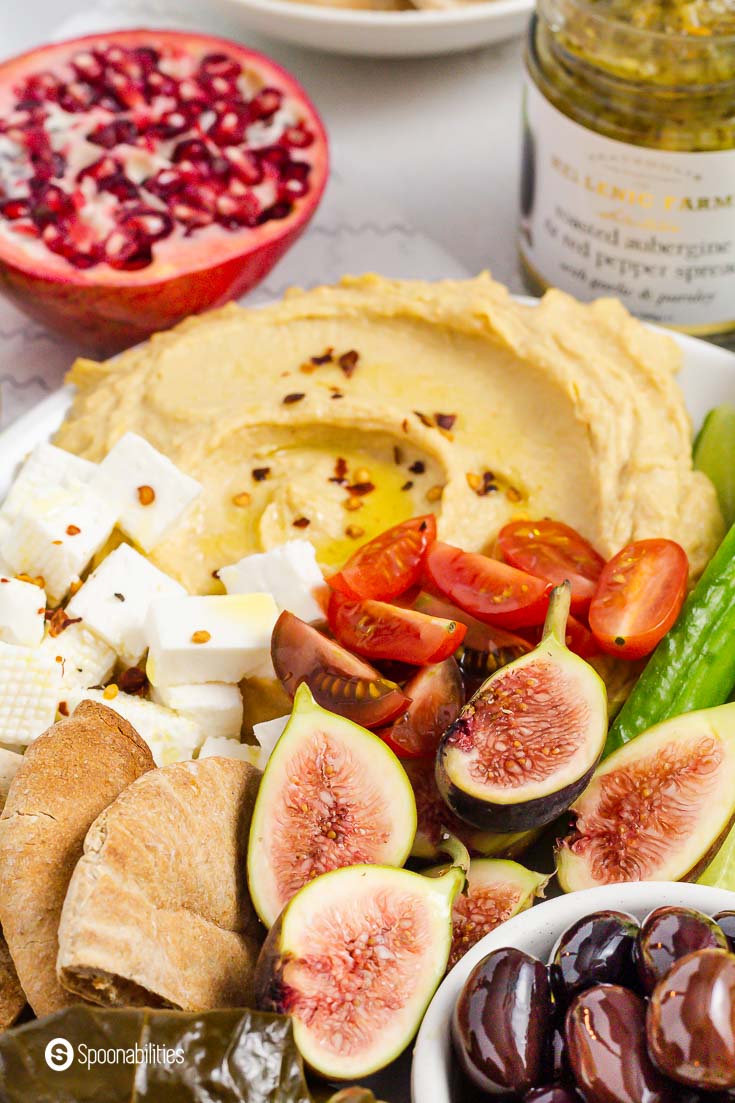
[0, 29, 329, 352]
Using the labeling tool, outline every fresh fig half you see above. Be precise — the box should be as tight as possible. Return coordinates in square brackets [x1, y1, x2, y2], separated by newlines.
[255, 861, 464, 1079]
[557, 702, 735, 892]
[403, 756, 541, 862]
[425, 857, 547, 970]
[247, 684, 416, 928]
[436, 583, 607, 833]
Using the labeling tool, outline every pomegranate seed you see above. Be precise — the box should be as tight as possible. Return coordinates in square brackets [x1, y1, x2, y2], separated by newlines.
[120, 207, 174, 242]
[0, 198, 31, 221]
[131, 47, 160, 74]
[222, 148, 263, 187]
[19, 71, 60, 104]
[149, 109, 192, 139]
[145, 70, 177, 97]
[98, 172, 139, 202]
[105, 229, 153, 270]
[71, 51, 104, 82]
[106, 70, 145, 109]
[143, 168, 186, 199]
[172, 138, 212, 166]
[78, 156, 122, 183]
[31, 184, 75, 226]
[282, 124, 314, 149]
[250, 87, 283, 120]
[216, 191, 259, 227]
[200, 53, 241, 80]
[87, 118, 138, 149]
[259, 200, 292, 223]
[208, 105, 250, 147]
[178, 78, 208, 103]
[58, 80, 97, 112]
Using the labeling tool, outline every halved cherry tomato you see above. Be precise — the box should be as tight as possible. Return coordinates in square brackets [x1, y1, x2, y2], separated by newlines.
[588, 539, 688, 660]
[423, 541, 551, 629]
[376, 658, 464, 758]
[412, 591, 533, 654]
[498, 519, 604, 613]
[327, 591, 466, 665]
[271, 610, 410, 727]
[328, 515, 437, 600]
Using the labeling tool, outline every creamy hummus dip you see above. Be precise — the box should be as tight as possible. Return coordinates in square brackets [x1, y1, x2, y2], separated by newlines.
[56, 274, 722, 594]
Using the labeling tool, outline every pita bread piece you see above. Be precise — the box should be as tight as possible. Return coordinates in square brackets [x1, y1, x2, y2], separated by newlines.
[58, 757, 263, 1011]
[0, 701, 154, 1016]
[0, 931, 24, 1029]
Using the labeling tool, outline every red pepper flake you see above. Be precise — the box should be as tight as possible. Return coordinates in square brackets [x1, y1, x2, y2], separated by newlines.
[413, 410, 433, 428]
[292, 516, 311, 529]
[338, 350, 359, 378]
[330, 390, 344, 400]
[118, 666, 149, 696]
[435, 412, 457, 430]
[137, 484, 155, 506]
[347, 482, 375, 497]
[0, 579, 7, 585]
[393, 445, 404, 465]
[329, 457, 348, 485]
[46, 607, 82, 638]
[191, 630, 211, 644]
[409, 460, 426, 475]
[283, 392, 305, 405]
[402, 419, 410, 433]
[506, 486, 523, 503]
[212, 568, 221, 580]
[66, 524, 81, 536]
[252, 467, 271, 482]
[401, 480, 414, 491]
[58, 701, 69, 717]
[52, 540, 63, 546]
[311, 348, 334, 365]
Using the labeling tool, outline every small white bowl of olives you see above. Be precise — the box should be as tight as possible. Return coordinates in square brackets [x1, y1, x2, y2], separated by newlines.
[412, 881, 735, 1103]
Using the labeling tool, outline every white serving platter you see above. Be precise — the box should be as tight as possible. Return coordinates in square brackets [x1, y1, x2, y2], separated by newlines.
[210, 0, 534, 58]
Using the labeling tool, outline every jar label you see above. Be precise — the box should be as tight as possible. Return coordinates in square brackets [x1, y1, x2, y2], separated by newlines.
[520, 77, 735, 336]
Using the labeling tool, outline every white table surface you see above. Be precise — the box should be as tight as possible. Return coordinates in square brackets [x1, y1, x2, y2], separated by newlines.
[0, 0, 527, 431]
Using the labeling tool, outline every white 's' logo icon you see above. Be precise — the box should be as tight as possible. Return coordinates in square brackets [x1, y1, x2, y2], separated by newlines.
[44, 1038, 74, 1071]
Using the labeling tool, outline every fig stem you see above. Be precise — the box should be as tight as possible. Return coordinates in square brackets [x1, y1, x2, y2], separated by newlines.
[436, 828, 471, 880]
[542, 582, 571, 647]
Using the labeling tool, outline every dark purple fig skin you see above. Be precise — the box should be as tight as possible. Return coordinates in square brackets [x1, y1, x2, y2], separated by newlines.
[524, 1088, 583, 1103]
[647, 948, 735, 1091]
[635, 906, 729, 994]
[435, 746, 599, 833]
[713, 910, 735, 952]
[566, 984, 678, 1103]
[452, 946, 552, 1096]
[549, 910, 638, 1006]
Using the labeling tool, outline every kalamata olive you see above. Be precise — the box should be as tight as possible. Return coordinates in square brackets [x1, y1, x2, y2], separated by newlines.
[566, 984, 678, 1103]
[635, 906, 729, 993]
[549, 910, 638, 1005]
[713, 911, 735, 953]
[647, 947, 735, 1091]
[524, 1087, 583, 1102]
[452, 946, 552, 1096]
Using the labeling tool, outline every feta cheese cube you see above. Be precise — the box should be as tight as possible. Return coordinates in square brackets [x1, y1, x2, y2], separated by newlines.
[219, 540, 325, 623]
[1, 485, 117, 602]
[151, 681, 243, 740]
[253, 714, 289, 756]
[0, 576, 46, 647]
[1, 443, 95, 521]
[0, 640, 62, 747]
[40, 622, 116, 695]
[145, 593, 278, 687]
[66, 688, 203, 766]
[90, 432, 202, 552]
[197, 734, 267, 769]
[66, 542, 185, 665]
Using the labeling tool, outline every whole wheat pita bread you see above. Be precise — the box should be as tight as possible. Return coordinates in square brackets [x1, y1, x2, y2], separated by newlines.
[0, 701, 154, 1016]
[0, 931, 24, 1029]
[57, 757, 263, 1011]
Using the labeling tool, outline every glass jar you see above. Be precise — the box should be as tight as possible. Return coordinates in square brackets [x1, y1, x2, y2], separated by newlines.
[519, 0, 735, 346]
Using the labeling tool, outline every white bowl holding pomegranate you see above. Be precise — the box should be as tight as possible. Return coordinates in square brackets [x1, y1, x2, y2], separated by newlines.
[411, 880, 735, 1103]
